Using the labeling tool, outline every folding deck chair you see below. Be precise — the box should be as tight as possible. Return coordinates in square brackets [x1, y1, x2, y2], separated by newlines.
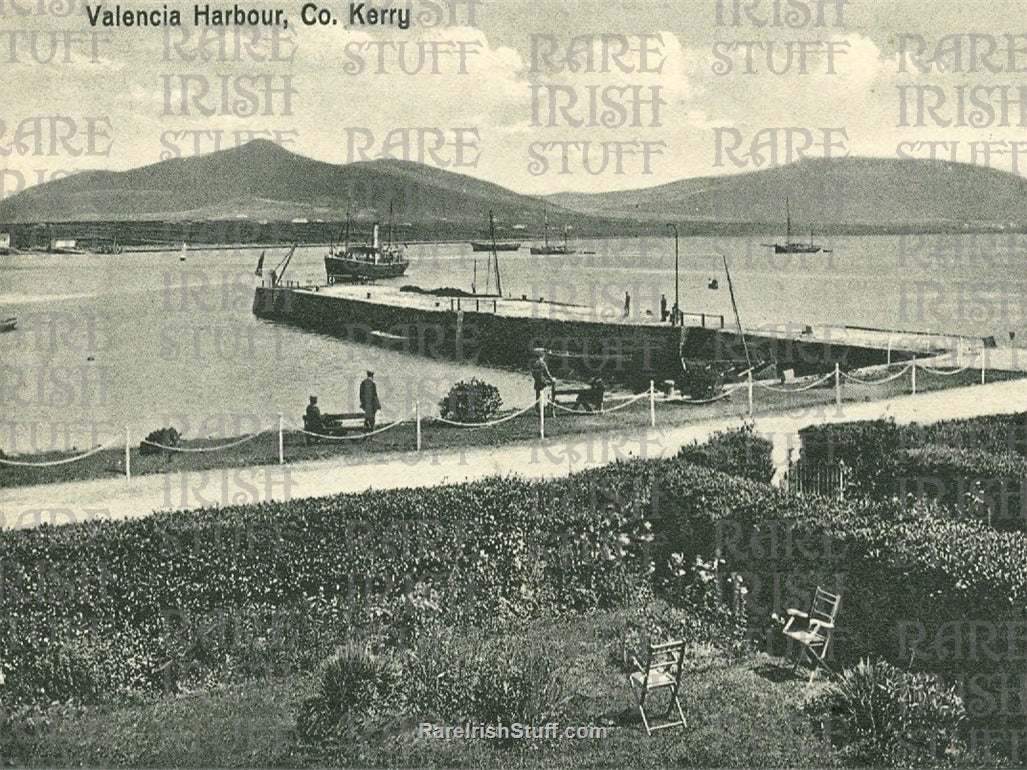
[782, 586, 841, 683]
[627, 639, 687, 736]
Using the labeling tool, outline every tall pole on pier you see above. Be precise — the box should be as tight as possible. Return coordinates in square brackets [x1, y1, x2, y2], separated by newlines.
[489, 210, 503, 297]
[722, 253, 752, 371]
[666, 223, 679, 326]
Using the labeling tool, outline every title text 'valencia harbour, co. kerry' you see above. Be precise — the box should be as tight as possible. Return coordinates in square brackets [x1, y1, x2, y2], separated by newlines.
[84, 3, 415, 28]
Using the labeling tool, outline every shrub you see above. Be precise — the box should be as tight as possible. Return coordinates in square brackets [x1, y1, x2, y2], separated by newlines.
[5, 643, 102, 705]
[438, 378, 502, 423]
[403, 626, 571, 727]
[139, 427, 180, 455]
[678, 421, 775, 484]
[900, 413, 1027, 457]
[898, 445, 1027, 529]
[294, 642, 400, 745]
[804, 658, 967, 767]
[677, 362, 722, 400]
[659, 554, 751, 657]
[0, 702, 52, 764]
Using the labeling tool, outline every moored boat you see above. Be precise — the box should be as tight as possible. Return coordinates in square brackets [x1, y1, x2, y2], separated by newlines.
[0, 317, 17, 333]
[764, 197, 822, 254]
[470, 241, 520, 252]
[325, 220, 409, 284]
[48, 238, 87, 255]
[530, 206, 575, 255]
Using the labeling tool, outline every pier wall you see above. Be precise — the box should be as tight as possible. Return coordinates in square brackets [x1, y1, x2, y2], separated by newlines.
[680, 326, 907, 376]
[254, 287, 682, 387]
[254, 287, 909, 385]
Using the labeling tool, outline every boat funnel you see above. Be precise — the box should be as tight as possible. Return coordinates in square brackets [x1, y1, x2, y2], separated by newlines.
[372, 223, 380, 249]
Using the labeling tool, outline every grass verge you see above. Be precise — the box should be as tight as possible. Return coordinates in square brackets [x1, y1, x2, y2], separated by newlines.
[1, 368, 1018, 489]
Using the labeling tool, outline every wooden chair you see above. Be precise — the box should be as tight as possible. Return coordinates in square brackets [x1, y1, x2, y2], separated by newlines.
[782, 586, 841, 682]
[627, 639, 687, 736]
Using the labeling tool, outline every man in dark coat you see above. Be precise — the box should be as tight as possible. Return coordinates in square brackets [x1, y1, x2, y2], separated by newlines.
[359, 371, 381, 430]
[305, 395, 323, 431]
[529, 348, 554, 414]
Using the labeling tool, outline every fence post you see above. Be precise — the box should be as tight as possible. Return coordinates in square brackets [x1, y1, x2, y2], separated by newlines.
[277, 413, 284, 464]
[911, 357, 917, 395]
[538, 393, 545, 439]
[747, 369, 754, 417]
[415, 401, 422, 451]
[124, 425, 131, 481]
[834, 362, 841, 409]
[649, 380, 656, 427]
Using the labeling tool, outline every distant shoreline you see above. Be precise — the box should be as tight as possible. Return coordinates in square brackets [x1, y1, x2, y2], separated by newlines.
[2, 226, 1026, 254]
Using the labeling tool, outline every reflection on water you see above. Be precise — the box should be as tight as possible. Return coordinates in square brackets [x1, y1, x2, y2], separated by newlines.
[1, 235, 1024, 452]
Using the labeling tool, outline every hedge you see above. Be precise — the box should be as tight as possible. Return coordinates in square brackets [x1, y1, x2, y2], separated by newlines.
[3, 436, 1027, 730]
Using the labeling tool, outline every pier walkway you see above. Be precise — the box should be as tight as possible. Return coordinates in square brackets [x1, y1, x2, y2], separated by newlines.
[2, 378, 1025, 530]
[294, 284, 994, 355]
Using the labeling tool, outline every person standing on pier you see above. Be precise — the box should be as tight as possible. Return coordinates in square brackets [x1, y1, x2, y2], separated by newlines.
[624, 292, 631, 318]
[360, 371, 381, 431]
[660, 294, 668, 322]
[530, 348, 555, 414]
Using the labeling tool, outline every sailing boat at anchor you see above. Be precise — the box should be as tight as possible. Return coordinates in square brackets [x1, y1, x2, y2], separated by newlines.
[530, 205, 575, 255]
[765, 197, 822, 254]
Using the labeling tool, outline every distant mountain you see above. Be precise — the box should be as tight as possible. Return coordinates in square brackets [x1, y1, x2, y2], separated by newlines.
[3, 144, 1026, 233]
[548, 157, 1027, 230]
[0, 140, 583, 231]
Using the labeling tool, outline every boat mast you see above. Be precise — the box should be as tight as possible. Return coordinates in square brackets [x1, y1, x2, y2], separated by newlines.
[489, 210, 503, 296]
[388, 200, 394, 247]
[722, 253, 752, 371]
[344, 203, 351, 251]
[785, 196, 791, 246]
[543, 205, 550, 250]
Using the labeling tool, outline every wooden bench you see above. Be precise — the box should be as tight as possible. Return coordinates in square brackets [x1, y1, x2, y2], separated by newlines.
[303, 411, 366, 442]
[552, 382, 605, 414]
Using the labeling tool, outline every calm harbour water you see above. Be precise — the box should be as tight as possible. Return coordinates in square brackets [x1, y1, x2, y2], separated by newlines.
[1, 233, 1025, 453]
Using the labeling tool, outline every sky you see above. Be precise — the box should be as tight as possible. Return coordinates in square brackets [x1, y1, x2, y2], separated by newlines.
[1, 0, 1026, 197]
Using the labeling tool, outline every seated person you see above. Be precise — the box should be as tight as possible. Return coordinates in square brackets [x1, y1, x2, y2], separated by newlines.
[576, 378, 605, 412]
[303, 395, 323, 433]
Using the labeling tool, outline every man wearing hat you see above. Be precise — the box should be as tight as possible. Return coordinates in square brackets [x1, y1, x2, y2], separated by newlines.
[304, 395, 323, 443]
[359, 370, 381, 431]
[529, 348, 554, 414]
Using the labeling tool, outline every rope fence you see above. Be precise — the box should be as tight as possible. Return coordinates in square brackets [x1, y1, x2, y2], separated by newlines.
[0, 444, 107, 467]
[298, 409, 417, 440]
[754, 371, 835, 394]
[434, 401, 538, 428]
[0, 355, 1001, 479]
[140, 431, 267, 453]
[840, 362, 914, 385]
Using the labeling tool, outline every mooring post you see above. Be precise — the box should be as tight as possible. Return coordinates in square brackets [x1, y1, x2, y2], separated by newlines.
[124, 425, 131, 481]
[415, 401, 422, 451]
[911, 357, 917, 395]
[834, 362, 841, 408]
[277, 412, 284, 464]
[747, 369, 754, 417]
[539, 393, 545, 439]
[649, 380, 656, 427]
